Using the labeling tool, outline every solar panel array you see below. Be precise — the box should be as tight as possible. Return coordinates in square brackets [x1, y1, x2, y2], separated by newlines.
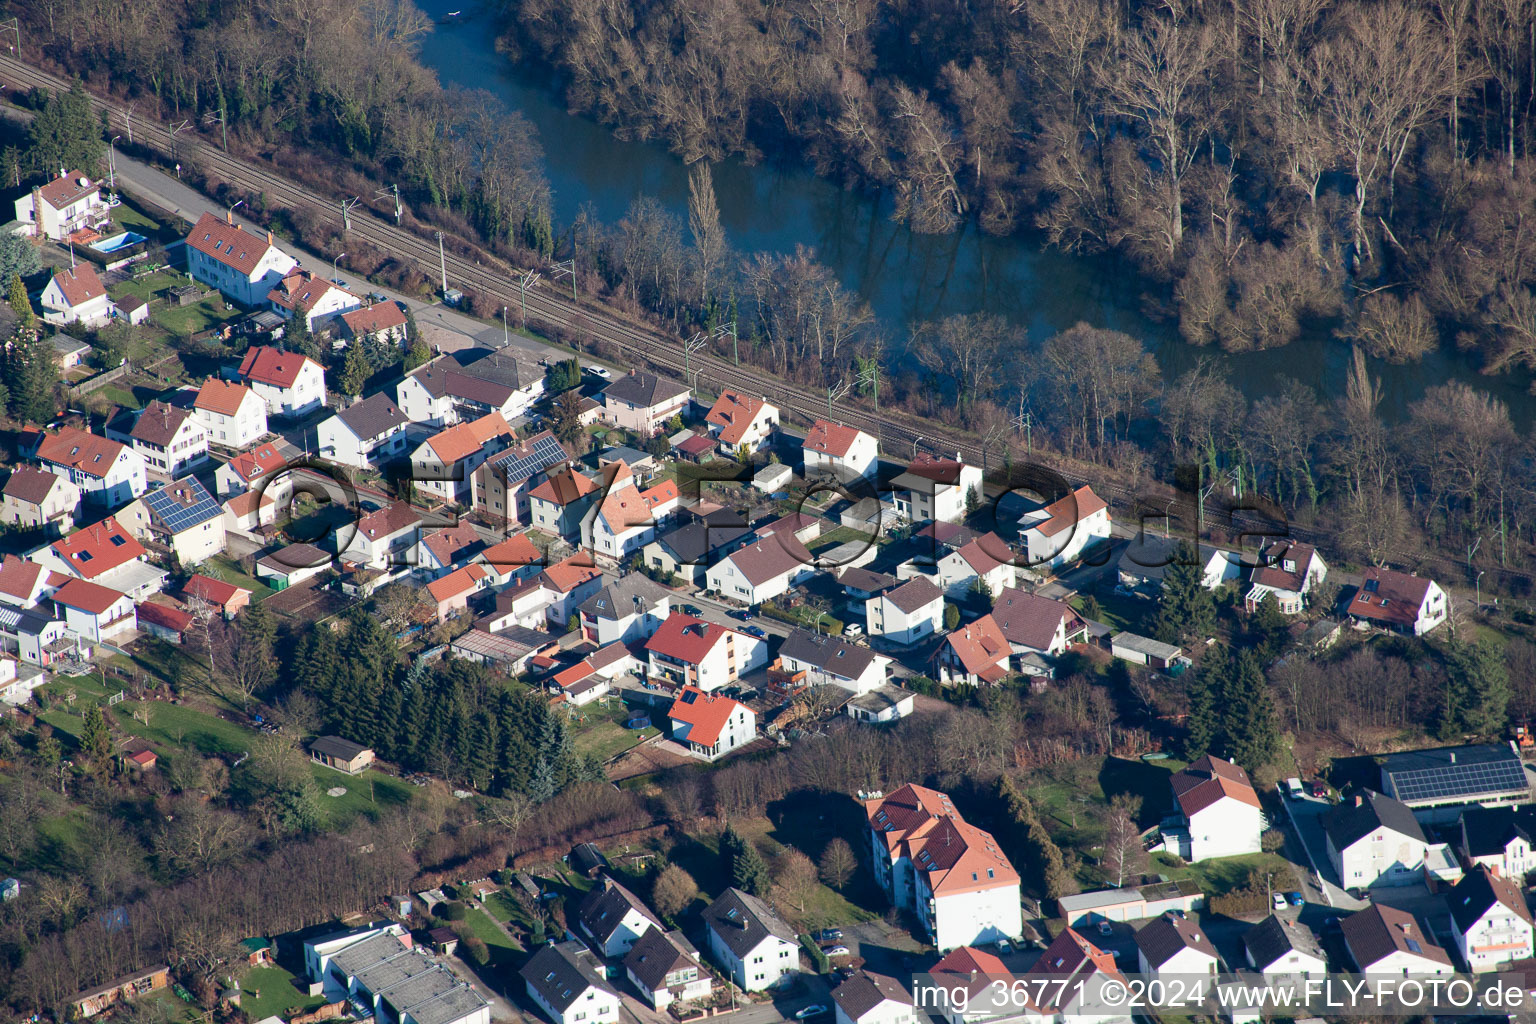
[1387, 758, 1527, 803]
[146, 478, 223, 534]
[491, 433, 567, 486]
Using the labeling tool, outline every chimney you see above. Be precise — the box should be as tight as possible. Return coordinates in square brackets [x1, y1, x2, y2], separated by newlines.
[267, 230, 274, 245]
[227, 208, 233, 226]
[1354, 794, 1364, 807]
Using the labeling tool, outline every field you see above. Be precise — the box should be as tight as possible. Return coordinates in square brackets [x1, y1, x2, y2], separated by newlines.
[310, 767, 419, 827]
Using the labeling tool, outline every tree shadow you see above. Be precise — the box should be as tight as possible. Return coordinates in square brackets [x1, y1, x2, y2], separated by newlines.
[1098, 756, 1175, 828]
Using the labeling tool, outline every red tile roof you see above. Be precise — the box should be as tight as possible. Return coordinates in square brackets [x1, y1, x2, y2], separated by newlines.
[804, 420, 866, 458]
[50, 264, 105, 308]
[428, 563, 488, 603]
[865, 784, 1018, 896]
[183, 573, 248, 608]
[267, 271, 351, 315]
[224, 442, 286, 484]
[540, 553, 601, 594]
[1026, 485, 1108, 539]
[1352, 568, 1437, 627]
[340, 302, 407, 335]
[942, 615, 1010, 682]
[34, 427, 128, 479]
[904, 453, 967, 485]
[705, 390, 770, 445]
[36, 170, 100, 210]
[421, 520, 482, 567]
[127, 749, 158, 767]
[953, 534, 1011, 574]
[667, 685, 748, 746]
[1171, 755, 1262, 815]
[52, 577, 130, 615]
[239, 346, 319, 389]
[0, 554, 46, 600]
[50, 517, 146, 579]
[933, 946, 1007, 976]
[645, 613, 735, 664]
[137, 599, 194, 633]
[423, 412, 515, 465]
[3, 465, 69, 505]
[185, 212, 280, 278]
[195, 378, 257, 417]
[354, 502, 421, 541]
[674, 432, 715, 456]
[529, 466, 598, 506]
[1249, 540, 1320, 592]
[641, 479, 678, 510]
[130, 401, 198, 447]
[481, 534, 542, 574]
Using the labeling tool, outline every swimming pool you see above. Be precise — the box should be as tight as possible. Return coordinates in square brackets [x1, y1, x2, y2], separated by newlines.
[89, 231, 146, 253]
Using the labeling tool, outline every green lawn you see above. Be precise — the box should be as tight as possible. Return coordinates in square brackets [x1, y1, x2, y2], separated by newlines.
[1072, 588, 1158, 634]
[108, 202, 163, 237]
[1151, 850, 1299, 896]
[237, 965, 326, 1021]
[570, 702, 658, 763]
[99, 384, 143, 410]
[312, 767, 418, 826]
[111, 269, 190, 305]
[153, 295, 241, 338]
[114, 700, 253, 758]
[462, 904, 523, 960]
[762, 602, 844, 637]
[204, 555, 280, 603]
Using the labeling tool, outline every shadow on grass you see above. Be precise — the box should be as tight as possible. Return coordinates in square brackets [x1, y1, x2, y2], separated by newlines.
[1098, 756, 1177, 828]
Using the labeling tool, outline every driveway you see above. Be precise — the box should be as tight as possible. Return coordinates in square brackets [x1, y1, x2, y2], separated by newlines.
[1280, 792, 1368, 911]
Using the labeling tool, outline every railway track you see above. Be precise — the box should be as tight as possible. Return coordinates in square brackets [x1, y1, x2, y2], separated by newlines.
[4, 55, 1523, 589]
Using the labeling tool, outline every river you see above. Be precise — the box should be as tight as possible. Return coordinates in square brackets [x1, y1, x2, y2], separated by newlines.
[416, 1, 1535, 426]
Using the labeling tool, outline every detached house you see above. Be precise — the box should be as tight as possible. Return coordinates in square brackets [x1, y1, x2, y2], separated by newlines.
[2, 466, 79, 536]
[937, 615, 1011, 685]
[416, 520, 483, 577]
[478, 533, 544, 585]
[338, 302, 409, 346]
[990, 589, 1086, 658]
[540, 555, 605, 628]
[778, 630, 891, 694]
[340, 503, 422, 570]
[573, 876, 661, 958]
[128, 401, 210, 477]
[318, 393, 410, 469]
[396, 350, 546, 426]
[865, 783, 1023, 950]
[0, 554, 58, 609]
[667, 685, 756, 760]
[521, 941, 620, 1024]
[702, 888, 799, 992]
[120, 477, 228, 565]
[1243, 914, 1327, 980]
[184, 212, 298, 307]
[36, 517, 165, 600]
[645, 613, 768, 691]
[803, 420, 878, 482]
[1449, 866, 1533, 971]
[1350, 568, 1448, 636]
[935, 534, 1016, 598]
[238, 346, 326, 418]
[266, 270, 360, 332]
[1028, 929, 1129, 1024]
[600, 371, 690, 435]
[1325, 789, 1430, 889]
[530, 466, 600, 541]
[1245, 540, 1327, 614]
[644, 507, 753, 587]
[52, 578, 136, 644]
[1135, 915, 1219, 980]
[578, 573, 671, 646]
[1019, 485, 1111, 570]
[411, 412, 516, 505]
[890, 454, 983, 524]
[1460, 807, 1536, 879]
[833, 973, 913, 1024]
[216, 443, 289, 501]
[41, 264, 114, 327]
[193, 378, 268, 449]
[28, 426, 147, 506]
[472, 429, 570, 526]
[584, 465, 674, 562]
[427, 564, 490, 621]
[704, 390, 779, 453]
[1166, 755, 1263, 862]
[1342, 904, 1453, 976]
[867, 575, 944, 646]
[624, 927, 711, 1010]
[15, 170, 110, 240]
[705, 534, 816, 605]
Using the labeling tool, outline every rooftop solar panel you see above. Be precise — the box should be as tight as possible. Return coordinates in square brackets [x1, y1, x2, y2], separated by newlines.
[489, 434, 568, 487]
[145, 478, 224, 534]
[1386, 759, 1528, 803]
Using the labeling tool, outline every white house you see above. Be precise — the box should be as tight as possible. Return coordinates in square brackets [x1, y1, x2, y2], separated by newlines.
[1461, 807, 1536, 879]
[529, 466, 601, 541]
[28, 427, 147, 507]
[1025, 929, 1130, 1024]
[701, 888, 799, 992]
[416, 520, 483, 578]
[645, 613, 768, 691]
[833, 973, 913, 1024]
[193, 378, 268, 449]
[1135, 915, 1220, 980]
[1243, 915, 1328, 980]
[339, 503, 422, 570]
[889, 454, 983, 525]
[1350, 568, 1449, 636]
[990, 588, 1086, 658]
[266, 270, 360, 332]
[1245, 540, 1327, 614]
[410, 412, 516, 505]
[318, 394, 411, 470]
[521, 942, 620, 1024]
[184, 212, 298, 308]
[15, 170, 110, 240]
[704, 390, 779, 453]
[215, 442, 288, 501]
[777, 629, 891, 694]
[1019, 485, 1111, 570]
[41, 264, 114, 327]
[338, 302, 409, 346]
[866, 784, 1023, 951]
[540, 555, 605, 629]
[51, 578, 135, 644]
[1117, 536, 1244, 592]
[573, 877, 661, 958]
[128, 401, 210, 478]
[238, 346, 327, 418]
[1167, 756, 1263, 863]
[624, 927, 712, 1010]
[600, 371, 691, 435]
[1342, 905, 1454, 976]
[936, 615, 1011, 685]
[935, 534, 1016, 598]
[705, 535, 816, 605]
[867, 576, 944, 646]
[1325, 790, 1431, 889]
[583, 469, 676, 563]
[803, 420, 878, 482]
[1448, 866, 1534, 972]
[577, 573, 671, 647]
[426, 564, 490, 621]
[396, 350, 546, 426]
[310, 928, 488, 1024]
[667, 685, 757, 761]
[0, 554, 59, 610]
[2, 466, 80, 536]
[34, 516, 166, 602]
[119, 477, 228, 565]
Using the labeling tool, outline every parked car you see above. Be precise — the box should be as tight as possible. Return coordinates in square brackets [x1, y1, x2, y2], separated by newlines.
[584, 365, 612, 379]
[1309, 779, 1330, 799]
[794, 1007, 828, 1020]
[744, 626, 767, 639]
[729, 609, 754, 621]
[1163, 909, 1186, 920]
[843, 622, 864, 636]
[995, 939, 1012, 954]
[683, 604, 704, 616]
[1271, 892, 1288, 910]
[825, 946, 851, 958]
[1287, 892, 1305, 907]
[1098, 921, 1113, 937]
[816, 929, 843, 943]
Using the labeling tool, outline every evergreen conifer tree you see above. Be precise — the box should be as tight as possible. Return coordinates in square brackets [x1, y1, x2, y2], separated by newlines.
[1182, 658, 1220, 760]
[338, 341, 370, 397]
[7, 329, 58, 424]
[1221, 647, 1281, 773]
[81, 703, 112, 763]
[1447, 641, 1510, 736]
[1154, 542, 1217, 644]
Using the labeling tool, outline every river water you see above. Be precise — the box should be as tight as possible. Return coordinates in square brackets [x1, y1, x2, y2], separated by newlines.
[416, 1, 1535, 426]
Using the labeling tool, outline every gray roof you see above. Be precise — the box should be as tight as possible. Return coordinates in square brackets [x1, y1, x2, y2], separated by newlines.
[0, 603, 62, 637]
[1342, 904, 1452, 969]
[882, 575, 942, 613]
[457, 348, 542, 390]
[1448, 866, 1533, 934]
[848, 684, 914, 715]
[310, 735, 371, 760]
[1325, 789, 1427, 850]
[1462, 806, 1536, 859]
[838, 567, 899, 595]
[329, 932, 489, 1024]
[598, 445, 656, 468]
[1243, 914, 1325, 971]
[602, 371, 689, 409]
[1056, 880, 1202, 915]
[833, 972, 912, 1019]
[1134, 915, 1218, 968]
[573, 877, 660, 947]
[780, 629, 879, 680]
[579, 573, 670, 620]
[654, 511, 751, 564]
[521, 941, 616, 1011]
[482, 430, 570, 489]
[336, 393, 409, 441]
[623, 926, 699, 991]
[1110, 631, 1182, 660]
[702, 887, 796, 959]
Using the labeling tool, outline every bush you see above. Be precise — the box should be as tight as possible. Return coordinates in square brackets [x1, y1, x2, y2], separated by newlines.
[462, 936, 490, 966]
[1261, 828, 1286, 853]
[799, 934, 831, 974]
[439, 901, 467, 921]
